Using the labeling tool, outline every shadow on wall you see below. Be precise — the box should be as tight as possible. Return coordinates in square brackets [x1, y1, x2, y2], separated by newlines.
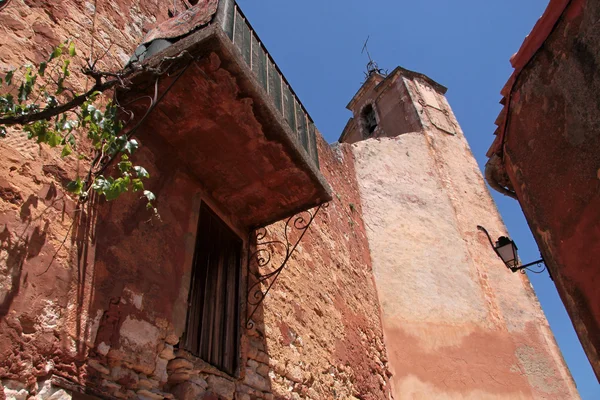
[67, 135, 276, 399]
[0, 165, 103, 398]
[0, 181, 74, 317]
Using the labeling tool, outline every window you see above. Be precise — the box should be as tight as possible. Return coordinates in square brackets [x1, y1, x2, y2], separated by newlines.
[361, 104, 378, 136]
[182, 203, 242, 376]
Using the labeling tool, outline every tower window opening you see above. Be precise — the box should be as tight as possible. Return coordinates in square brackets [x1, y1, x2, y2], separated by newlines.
[362, 104, 378, 136]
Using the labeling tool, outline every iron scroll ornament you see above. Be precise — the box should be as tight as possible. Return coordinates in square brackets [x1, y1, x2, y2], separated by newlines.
[246, 203, 328, 329]
[0, 0, 12, 12]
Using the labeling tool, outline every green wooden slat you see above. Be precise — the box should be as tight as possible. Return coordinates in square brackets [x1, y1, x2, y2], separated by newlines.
[268, 59, 282, 112]
[309, 122, 319, 168]
[233, 8, 244, 53]
[283, 85, 296, 133]
[251, 36, 267, 91]
[222, 0, 235, 39]
[296, 103, 308, 151]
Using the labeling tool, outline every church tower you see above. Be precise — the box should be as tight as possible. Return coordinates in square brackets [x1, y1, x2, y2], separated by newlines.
[339, 68, 579, 398]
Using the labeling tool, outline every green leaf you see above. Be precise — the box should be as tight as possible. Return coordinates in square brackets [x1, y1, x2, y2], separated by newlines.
[66, 177, 83, 195]
[123, 138, 139, 154]
[5, 70, 14, 86]
[38, 61, 47, 76]
[56, 77, 65, 95]
[132, 178, 144, 192]
[62, 59, 71, 77]
[45, 95, 58, 109]
[68, 42, 76, 56]
[143, 190, 156, 202]
[49, 44, 63, 62]
[133, 166, 149, 179]
[105, 177, 129, 201]
[118, 159, 133, 173]
[88, 91, 102, 101]
[92, 176, 110, 192]
[61, 144, 73, 157]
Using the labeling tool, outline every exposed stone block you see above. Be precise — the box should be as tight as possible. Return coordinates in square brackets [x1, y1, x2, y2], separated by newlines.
[48, 390, 73, 400]
[170, 381, 207, 400]
[243, 368, 270, 392]
[153, 357, 168, 384]
[88, 360, 110, 376]
[167, 358, 194, 371]
[167, 371, 191, 384]
[254, 351, 269, 365]
[97, 342, 111, 356]
[114, 317, 162, 375]
[3, 388, 28, 400]
[256, 363, 270, 378]
[136, 389, 164, 400]
[110, 366, 139, 388]
[189, 376, 208, 390]
[137, 379, 155, 391]
[164, 334, 180, 346]
[159, 344, 176, 361]
[101, 379, 121, 392]
[206, 375, 235, 399]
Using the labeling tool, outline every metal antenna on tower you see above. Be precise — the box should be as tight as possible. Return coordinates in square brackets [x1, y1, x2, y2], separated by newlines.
[361, 36, 386, 78]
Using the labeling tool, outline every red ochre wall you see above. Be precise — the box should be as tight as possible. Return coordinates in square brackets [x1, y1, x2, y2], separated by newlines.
[500, 0, 600, 381]
[0, 3, 389, 399]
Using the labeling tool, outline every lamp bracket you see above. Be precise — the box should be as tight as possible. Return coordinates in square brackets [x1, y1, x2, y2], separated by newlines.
[477, 225, 549, 277]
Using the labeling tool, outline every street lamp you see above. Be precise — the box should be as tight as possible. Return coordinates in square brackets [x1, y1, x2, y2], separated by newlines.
[477, 226, 547, 274]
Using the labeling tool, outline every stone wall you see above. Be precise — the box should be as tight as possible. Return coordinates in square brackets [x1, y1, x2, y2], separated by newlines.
[0, 118, 390, 400]
[250, 137, 391, 399]
[0, 1, 174, 398]
[349, 74, 580, 398]
[0, 3, 391, 399]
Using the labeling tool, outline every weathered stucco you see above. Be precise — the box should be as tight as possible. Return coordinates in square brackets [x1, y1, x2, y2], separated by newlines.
[487, 0, 600, 381]
[0, 1, 388, 399]
[0, 0, 582, 399]
[347, 72, 579, 399]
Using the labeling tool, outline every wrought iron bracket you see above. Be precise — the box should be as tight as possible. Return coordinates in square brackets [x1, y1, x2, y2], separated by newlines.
[245, 203, 328, 330]
[510, 258, 548, 275]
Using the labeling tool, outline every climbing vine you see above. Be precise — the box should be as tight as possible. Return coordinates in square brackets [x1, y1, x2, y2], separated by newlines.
[0, 40, 157, 215]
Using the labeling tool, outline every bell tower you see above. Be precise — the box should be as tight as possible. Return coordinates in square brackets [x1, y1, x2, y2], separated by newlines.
[339, 67, 579, 398]
[339, 67, 458, 144]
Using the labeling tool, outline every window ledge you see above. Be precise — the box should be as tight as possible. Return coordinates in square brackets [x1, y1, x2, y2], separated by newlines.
[172, 348, 240, 381]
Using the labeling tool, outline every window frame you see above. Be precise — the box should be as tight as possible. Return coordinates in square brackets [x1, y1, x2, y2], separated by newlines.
[181, 201, 244, 377]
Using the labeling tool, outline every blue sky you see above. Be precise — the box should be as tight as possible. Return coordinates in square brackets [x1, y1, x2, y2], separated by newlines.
[236, 0, 599, 398]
